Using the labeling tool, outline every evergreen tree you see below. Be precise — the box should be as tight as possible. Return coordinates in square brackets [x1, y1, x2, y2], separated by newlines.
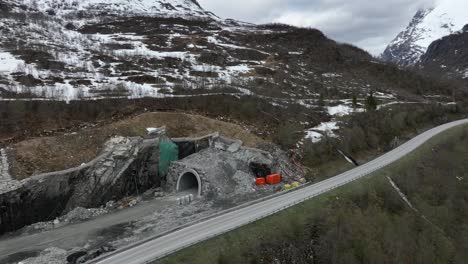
[352, 94, 358, 109]
[318, 93, 325, 108]
[365, 91, 378, 111]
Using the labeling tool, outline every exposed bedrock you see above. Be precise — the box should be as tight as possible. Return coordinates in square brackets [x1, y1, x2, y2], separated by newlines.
[0, 131, 303, 235]
[165, 136, 303, 199]
[0, 137, 160, 235]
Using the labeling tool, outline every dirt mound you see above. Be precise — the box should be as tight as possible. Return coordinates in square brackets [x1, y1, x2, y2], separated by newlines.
[9, 112, 265, 179]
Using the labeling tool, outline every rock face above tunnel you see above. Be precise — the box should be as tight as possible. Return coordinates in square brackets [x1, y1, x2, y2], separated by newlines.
[165, 136, 303, 199]
[0, 136, 161, 235]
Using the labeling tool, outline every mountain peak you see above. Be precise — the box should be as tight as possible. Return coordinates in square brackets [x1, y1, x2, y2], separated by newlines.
[381, 0, 467, 66]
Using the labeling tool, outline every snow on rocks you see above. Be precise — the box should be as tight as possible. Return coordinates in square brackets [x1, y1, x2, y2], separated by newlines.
[18, 0, 215, 19]
[208, 36, 262, 53]
[305, 100, 365, 143]
[0, 51, 24, 73]
[463, 69, 468, 79]
[0, 149, 11, 179]
[321, 73, 342, 78]
[411, 0, 467, 50]
[0, 148, 22, 194]
[146, 127, 159, 134]
[305, 121, 339, 143]
[304, 94, 414, 143]
[327, 104, 363, 117]
[383, 0, 468, 65]
[373, 92, 396, 99]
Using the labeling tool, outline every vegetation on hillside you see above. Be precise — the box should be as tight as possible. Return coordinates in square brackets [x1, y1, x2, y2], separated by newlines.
[1, 92, 465, 180]
[301, 102, 463, 181]
[158, 124, 468, 264]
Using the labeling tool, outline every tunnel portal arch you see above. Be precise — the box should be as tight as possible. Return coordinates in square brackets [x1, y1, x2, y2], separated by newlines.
[176, 169, 202, 197]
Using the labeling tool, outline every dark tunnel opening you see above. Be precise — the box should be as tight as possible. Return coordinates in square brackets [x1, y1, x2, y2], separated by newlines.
[178, 172, 200, 194]
[174, 141, 197, 160]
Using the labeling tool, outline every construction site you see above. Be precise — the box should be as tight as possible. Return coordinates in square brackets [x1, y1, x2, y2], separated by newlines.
[0, 112, 306, 264]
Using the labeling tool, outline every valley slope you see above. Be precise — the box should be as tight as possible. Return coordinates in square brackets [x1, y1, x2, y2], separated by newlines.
[0, 0, 456, 104]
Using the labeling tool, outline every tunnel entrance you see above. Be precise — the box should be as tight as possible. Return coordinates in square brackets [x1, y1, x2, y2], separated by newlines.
[174, 141, 196, 160]
[176, 169, 201, 197]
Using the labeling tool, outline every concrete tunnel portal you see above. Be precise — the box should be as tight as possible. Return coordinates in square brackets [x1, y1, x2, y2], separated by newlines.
[176, 169, 202, 197]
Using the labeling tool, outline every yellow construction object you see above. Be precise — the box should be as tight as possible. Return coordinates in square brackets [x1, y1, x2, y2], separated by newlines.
[291, 182, 300, 188]
[283, 184, 292, 191]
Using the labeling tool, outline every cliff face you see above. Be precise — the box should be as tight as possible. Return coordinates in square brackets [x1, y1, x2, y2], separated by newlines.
[0, 137, 160, 235]
[382, 0, 467, 66]
[381, 9, 431, 66]
[419, 26, 468, 81]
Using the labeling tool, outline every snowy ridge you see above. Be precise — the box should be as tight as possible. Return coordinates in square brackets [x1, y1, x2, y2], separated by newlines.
[9, 0, 215, 18]
[0, 0, 419, 119]
[382, 0, 468, 66]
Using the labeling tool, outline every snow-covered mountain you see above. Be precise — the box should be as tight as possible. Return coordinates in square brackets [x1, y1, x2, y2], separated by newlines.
[381, 0, 467, 66]
[418, 25, 468, 81]
[0, 0, 452, 103]
[4, 0, 215, 18]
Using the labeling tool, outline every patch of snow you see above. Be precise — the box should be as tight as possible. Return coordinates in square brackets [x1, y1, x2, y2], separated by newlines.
[207, 36, 246, 50]
[377, 101, 421, 110]
[387, 176, 418, 212]
[146, 127, 159, 134]
[327, 104, 363, 117]
[463, 69, 468, 79]
[191, 63, 252, 81]
[322, 73, 342, 78]
[207, 36, 269, 56]
[338, 149, 357, 166]
[113, 43, 190, 60]
[305, 121, 339, 143]
[0, 51, 25, 73]
[373, 92, 396, 99]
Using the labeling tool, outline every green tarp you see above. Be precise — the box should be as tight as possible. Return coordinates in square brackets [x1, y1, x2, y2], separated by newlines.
[158, 141, 179, 177]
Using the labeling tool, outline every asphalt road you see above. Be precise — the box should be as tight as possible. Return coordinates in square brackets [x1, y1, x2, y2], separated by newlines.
[94, 118, 468, 264]
[0, 197, 173, 259]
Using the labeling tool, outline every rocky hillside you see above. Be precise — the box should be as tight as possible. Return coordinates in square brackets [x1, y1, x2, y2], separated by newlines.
[382, 0, 467, 67]
[1, 0, 214, 18]
[418, 25, 468, 82]
[0, 0, 458, 104]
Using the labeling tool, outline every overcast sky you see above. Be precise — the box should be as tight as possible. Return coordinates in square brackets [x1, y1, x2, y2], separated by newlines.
[198, 0, 436, 55]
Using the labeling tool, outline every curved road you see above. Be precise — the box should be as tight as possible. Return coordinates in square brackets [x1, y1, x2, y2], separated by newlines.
[93, 119, 468, 264]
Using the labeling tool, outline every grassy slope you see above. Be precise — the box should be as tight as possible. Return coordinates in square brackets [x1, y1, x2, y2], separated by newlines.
[157, 124, 468, 264]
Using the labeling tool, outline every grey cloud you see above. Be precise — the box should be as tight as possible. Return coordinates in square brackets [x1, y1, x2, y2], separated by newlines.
[198, 0, 435, 55]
